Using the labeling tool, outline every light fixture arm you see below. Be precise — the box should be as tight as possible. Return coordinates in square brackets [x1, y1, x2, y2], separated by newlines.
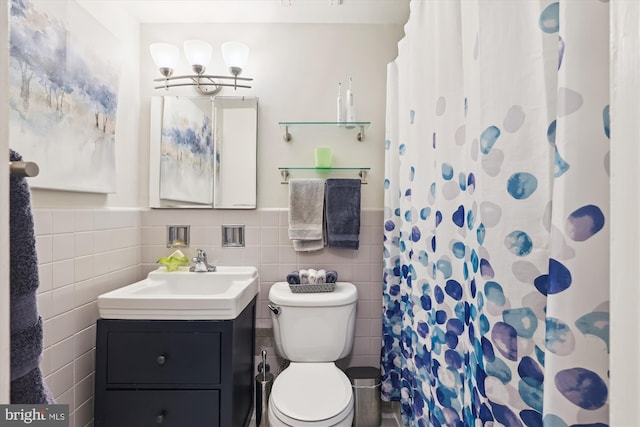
[154, 74, 253, 95]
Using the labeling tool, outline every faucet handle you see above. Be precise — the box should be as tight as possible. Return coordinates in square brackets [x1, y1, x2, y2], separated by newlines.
[190, 248, 215, 272]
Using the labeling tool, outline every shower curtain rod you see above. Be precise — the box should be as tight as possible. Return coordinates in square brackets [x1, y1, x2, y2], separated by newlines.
[9, 161, 39, 178]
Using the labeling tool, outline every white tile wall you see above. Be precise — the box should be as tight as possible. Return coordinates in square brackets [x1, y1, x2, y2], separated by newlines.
[30, 207, 383, 426]
[34, 209, 141, 427]
[141, 208, 385, 376]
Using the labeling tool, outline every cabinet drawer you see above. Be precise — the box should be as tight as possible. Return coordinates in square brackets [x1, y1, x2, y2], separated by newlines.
[106, 331, 221, 385]
[99, 390, 219, 427]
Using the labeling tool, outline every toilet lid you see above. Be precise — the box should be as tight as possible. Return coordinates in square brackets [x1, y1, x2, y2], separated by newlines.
[270, 363, 353, 422]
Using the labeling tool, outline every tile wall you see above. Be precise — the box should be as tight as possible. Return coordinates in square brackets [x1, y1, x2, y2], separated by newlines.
[34, 209, 141, 427]
[30, 207, 384, 426]
[140, 208, 385, 374]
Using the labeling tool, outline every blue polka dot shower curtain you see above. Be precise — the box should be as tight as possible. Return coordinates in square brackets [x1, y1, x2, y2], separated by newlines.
[381, 1, 610, 426]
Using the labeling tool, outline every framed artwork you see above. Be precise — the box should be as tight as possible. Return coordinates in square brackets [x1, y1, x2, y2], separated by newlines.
[8, 0, 122, 193]
[157, 96, 214, 205]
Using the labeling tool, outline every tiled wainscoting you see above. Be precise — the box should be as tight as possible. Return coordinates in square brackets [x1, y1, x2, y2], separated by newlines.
[140, 208, 385, 375]
[31, 208, 384, 426]
[34, 209, 141, 427]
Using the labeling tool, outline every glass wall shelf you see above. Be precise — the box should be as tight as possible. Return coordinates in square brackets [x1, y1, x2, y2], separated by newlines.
[278, 167, 370, 184]
[278, 121, 371, 141]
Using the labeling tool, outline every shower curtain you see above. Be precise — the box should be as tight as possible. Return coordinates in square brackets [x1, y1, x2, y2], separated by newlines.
[381, 1, 610, 426]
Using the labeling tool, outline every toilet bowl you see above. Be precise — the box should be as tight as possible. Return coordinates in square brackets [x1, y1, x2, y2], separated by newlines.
[268, 363, 353, 427]
[267, 282, 358, 427]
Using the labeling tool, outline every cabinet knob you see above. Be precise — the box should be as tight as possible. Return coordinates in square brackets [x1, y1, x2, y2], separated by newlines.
[156, 412, 166, 424]
[156, 355, 166, 365]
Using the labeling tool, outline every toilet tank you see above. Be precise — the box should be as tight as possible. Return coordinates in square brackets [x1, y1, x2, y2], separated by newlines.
[268, 282, 358, 362]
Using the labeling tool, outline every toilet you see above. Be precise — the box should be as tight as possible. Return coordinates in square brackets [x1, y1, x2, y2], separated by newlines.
[267, 282, 358, 427]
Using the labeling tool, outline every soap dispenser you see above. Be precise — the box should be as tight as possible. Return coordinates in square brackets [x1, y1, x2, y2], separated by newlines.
[345, 77, 356, 128]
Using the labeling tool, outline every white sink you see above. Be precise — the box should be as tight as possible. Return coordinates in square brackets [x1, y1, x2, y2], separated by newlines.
[97, 266, 259, 320]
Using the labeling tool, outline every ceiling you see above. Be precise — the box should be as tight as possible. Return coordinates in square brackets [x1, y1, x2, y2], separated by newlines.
[117, 0, 409, 24]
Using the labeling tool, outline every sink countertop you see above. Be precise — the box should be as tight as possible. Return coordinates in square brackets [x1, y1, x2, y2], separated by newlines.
[97, 266, 259, 320]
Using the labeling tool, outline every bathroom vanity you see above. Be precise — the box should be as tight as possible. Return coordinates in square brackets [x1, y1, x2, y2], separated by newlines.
[93, 297, 256, 427]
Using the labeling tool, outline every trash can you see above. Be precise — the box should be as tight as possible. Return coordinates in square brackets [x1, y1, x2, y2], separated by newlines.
[346, 366, 381, 427]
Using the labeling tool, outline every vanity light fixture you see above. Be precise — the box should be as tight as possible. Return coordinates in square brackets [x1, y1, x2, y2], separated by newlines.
[150, 40, 252, 95]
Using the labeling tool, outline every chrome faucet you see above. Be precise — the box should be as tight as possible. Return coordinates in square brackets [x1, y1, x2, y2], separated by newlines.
[189, 249, 216, 272]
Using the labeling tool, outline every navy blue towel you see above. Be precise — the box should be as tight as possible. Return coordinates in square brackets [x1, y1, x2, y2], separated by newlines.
[9, 149, 53, 404]
[326, 270, 338, 284]
[325, 179, 361, 249]
[286, 271, 301, 285]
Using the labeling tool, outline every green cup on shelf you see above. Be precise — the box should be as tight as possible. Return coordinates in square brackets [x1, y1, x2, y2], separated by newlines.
[314, 147, 333, 168]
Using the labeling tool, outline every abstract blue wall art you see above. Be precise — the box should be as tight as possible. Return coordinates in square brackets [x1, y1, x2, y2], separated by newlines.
[159, 96, 214, 205]
[9, 0, 122, 193]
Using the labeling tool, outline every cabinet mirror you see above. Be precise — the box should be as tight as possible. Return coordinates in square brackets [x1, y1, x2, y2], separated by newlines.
[149, 95, 258, 209]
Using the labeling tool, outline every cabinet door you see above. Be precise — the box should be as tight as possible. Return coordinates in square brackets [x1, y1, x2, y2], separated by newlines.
[106, 331, 221, 385]
[99, 390, 219, 427]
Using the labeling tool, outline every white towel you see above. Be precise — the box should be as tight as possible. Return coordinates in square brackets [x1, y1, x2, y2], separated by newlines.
[316, 269, 326, 284]
[288, 178, 325, 251]
[299, 269, 309, 284]
[308, 269, 318, 284]
[293, 239, 325, 252]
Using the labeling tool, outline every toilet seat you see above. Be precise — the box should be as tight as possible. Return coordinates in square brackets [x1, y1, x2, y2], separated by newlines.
[269, 363, 353, 426]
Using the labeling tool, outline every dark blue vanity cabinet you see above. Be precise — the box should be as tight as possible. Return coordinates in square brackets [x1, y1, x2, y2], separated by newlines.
[94, 298, 256, 427]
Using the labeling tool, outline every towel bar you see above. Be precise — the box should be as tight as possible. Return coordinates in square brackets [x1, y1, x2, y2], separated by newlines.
[279, 167, 369, 184]
[9, 161, 39, 178]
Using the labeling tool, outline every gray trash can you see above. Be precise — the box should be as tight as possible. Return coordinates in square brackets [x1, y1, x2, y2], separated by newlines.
[346, 366, 381, 427]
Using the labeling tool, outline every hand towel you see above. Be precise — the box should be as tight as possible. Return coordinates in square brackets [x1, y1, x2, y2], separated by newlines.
[326, 270, 338, 284]
[299, 269, 309, 284]
[316, 269, 326, 284]
[293, 239, 325, 252]
[307, 269, 318, 284]
[9, 149, 53, 404]
[286, 271, 301, 285]
[288, 178, 325, 241]
[325, 179, 361, 249]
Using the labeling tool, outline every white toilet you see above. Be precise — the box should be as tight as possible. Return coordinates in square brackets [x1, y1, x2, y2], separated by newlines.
[267, 281, 358, 427]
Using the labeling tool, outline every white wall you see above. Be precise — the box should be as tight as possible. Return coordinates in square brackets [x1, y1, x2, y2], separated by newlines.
[140, 22, 402, 208]
[610, 1, 640, 423]
[15, 15, 402, 212]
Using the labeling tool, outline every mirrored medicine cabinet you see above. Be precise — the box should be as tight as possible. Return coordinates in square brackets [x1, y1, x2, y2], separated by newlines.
[149, 95, 258, 209]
